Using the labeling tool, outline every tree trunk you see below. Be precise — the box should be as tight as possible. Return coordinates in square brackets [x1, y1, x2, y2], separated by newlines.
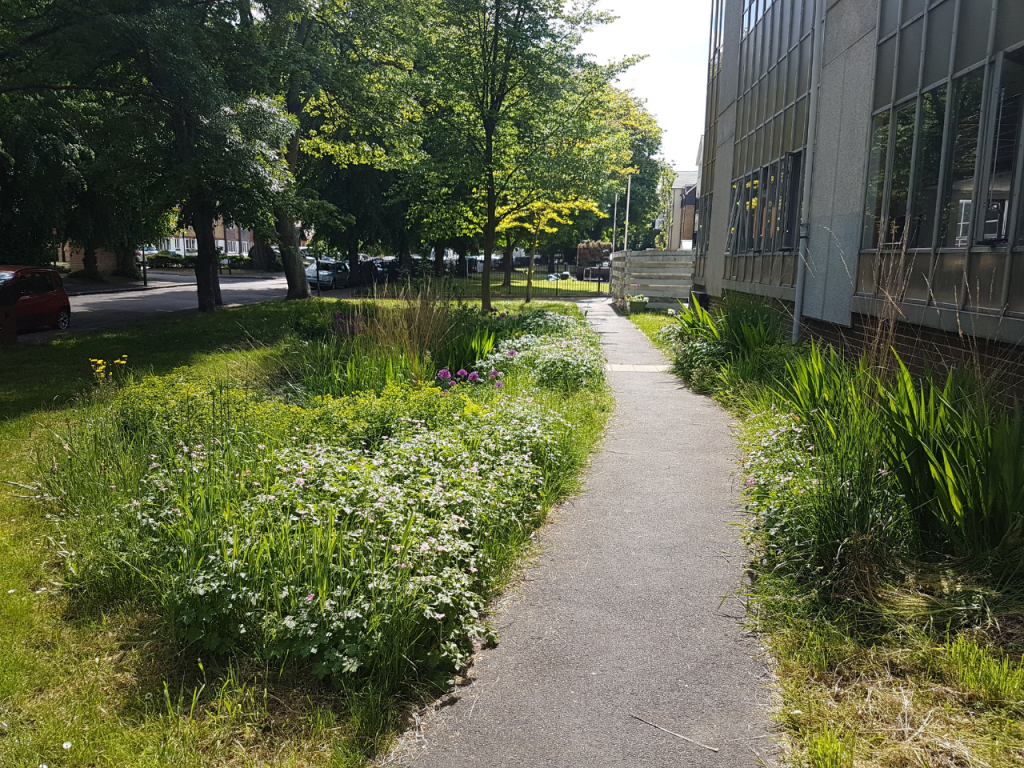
[192, 202, 219, 312]
[456, 247, 467, 279]
[348, 241, 361, 287]
[482, 123, 496, 313]
[82, 243, 99, 279]
[115, 247, 140, 279]
[398, 238, 412, 274]
[250, 238, 277, 271]
[275, 212, 310, 300]
[433, 241, 446, 276]
[501, 235, 515, 288]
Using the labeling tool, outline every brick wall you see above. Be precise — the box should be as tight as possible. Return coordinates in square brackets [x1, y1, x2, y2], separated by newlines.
[803, 314, 1024, 392]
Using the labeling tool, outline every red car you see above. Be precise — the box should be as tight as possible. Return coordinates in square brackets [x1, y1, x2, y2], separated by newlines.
[0, 266, 72, 331]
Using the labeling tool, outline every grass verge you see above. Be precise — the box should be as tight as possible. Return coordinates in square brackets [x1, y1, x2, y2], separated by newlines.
[1, 297, 610, 767]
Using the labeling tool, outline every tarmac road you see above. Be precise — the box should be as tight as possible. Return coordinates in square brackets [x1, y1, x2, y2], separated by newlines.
[18, 273, 292, 343]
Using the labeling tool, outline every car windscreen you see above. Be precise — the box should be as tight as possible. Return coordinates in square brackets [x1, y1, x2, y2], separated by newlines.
[0, 271, 12, 286]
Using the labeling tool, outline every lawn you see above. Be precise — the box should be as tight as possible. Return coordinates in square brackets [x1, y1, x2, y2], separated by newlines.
[0, 296, 611, 767]
[632, 300, 1024, 767]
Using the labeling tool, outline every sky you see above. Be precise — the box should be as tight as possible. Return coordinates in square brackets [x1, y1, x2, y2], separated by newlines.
[578, 0, 712, 175]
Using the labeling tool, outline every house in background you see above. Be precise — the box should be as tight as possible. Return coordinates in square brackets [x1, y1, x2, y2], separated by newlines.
[160, 221, 254, 256]
[667, 171, 698, 250]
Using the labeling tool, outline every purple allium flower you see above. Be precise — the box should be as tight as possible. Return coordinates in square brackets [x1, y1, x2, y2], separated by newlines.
[495, 381, 504, 389]
[507, 349, 517, 357]
[468, 371, 480, 382]
[489, 370, 498, 379]
[457, 369, 468, 377]
[437, 368, 452, 381]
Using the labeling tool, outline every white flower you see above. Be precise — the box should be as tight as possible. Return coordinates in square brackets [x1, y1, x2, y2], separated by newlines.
[63, 741, 72, 749]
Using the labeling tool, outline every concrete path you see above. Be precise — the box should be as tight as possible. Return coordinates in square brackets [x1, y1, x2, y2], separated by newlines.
[395, 298, 775, 767]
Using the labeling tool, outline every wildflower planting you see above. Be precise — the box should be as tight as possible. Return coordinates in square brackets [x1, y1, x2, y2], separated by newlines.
[636, 297, 1024, 766]
[0, 296, 609, 766]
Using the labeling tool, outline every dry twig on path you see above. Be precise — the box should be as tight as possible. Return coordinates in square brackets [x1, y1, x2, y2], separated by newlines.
[629, 713, 719, 752]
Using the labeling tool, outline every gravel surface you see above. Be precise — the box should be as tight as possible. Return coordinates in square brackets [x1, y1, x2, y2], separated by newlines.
[394, 298, 776, 767]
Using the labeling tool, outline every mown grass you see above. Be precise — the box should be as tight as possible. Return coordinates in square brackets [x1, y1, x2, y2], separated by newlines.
[0, 297, 610, 767]
[632, 300, 1024, 768]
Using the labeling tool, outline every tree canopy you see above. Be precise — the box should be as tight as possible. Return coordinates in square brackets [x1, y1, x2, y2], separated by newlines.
[0, 0, 671, 311]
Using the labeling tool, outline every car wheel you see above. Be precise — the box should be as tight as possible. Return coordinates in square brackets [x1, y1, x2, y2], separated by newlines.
[56, 308, 70, 330]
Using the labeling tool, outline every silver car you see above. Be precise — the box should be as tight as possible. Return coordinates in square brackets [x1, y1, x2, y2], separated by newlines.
[306, 259, 350, 290]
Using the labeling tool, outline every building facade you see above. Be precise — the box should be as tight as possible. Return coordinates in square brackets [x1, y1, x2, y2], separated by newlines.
[667, 172, 699, 250]
[160, 221, 253, 257]
[695, 0, 1024, 347]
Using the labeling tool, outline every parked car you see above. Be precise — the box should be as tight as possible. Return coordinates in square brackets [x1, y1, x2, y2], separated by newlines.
[305, 259, 350, 290]
[0, 266, 71, 331]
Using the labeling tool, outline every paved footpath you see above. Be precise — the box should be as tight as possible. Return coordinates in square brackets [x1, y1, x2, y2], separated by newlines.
[397, 298, 775, 767]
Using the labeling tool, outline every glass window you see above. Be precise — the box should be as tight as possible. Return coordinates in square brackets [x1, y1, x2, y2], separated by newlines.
[787, 49, 799, 104]
[783, 150, 803, 250]
[896, 19, 924, 101]
[981, 51, 1024, 244]
[939, 69, 985, 247]
[885, 103, 917, 245]
[780, 0, 792, 54]
[800, 0, 813, 37]
[931, 251, 966, 303]
[902, 0, 925, 21]
[954, 3, 991, 75]
[966, 252, 1007, 309]
[783, 103, 795, 151]
[795, 97, 808, 146]
[909, 85, 947, 248]
[995, 0, 1024, 52]
[923, 0, 954, 88]
[904, 252, 934, 301]
[863, 112, 891, 249]
[880, 0, 900, 39]
[798, 36, 812, 95]
[856, 253, 878, 295]
[875, 36, 898, 110]
[772, 112, 784, 157]
[1008, 258, 1024, 314]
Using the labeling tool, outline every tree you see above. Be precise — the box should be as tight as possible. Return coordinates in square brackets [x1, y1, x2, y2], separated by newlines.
[426, 0, 625, 311]
[2, 0, 294, 311]
[261, 0, 423, 299]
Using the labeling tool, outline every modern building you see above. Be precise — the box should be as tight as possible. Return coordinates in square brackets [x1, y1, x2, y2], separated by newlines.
[694, 0, 1024, 352]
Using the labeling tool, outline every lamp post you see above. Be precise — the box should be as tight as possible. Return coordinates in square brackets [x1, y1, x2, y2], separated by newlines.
[623, 174, 632, 254]
[611, 192, 618, 252]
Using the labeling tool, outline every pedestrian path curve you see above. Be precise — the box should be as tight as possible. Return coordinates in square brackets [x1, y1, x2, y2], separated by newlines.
[395, 298, 775, 767]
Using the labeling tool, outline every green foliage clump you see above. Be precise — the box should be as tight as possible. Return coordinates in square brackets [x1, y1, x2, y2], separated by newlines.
[43, 304, 607, 701]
